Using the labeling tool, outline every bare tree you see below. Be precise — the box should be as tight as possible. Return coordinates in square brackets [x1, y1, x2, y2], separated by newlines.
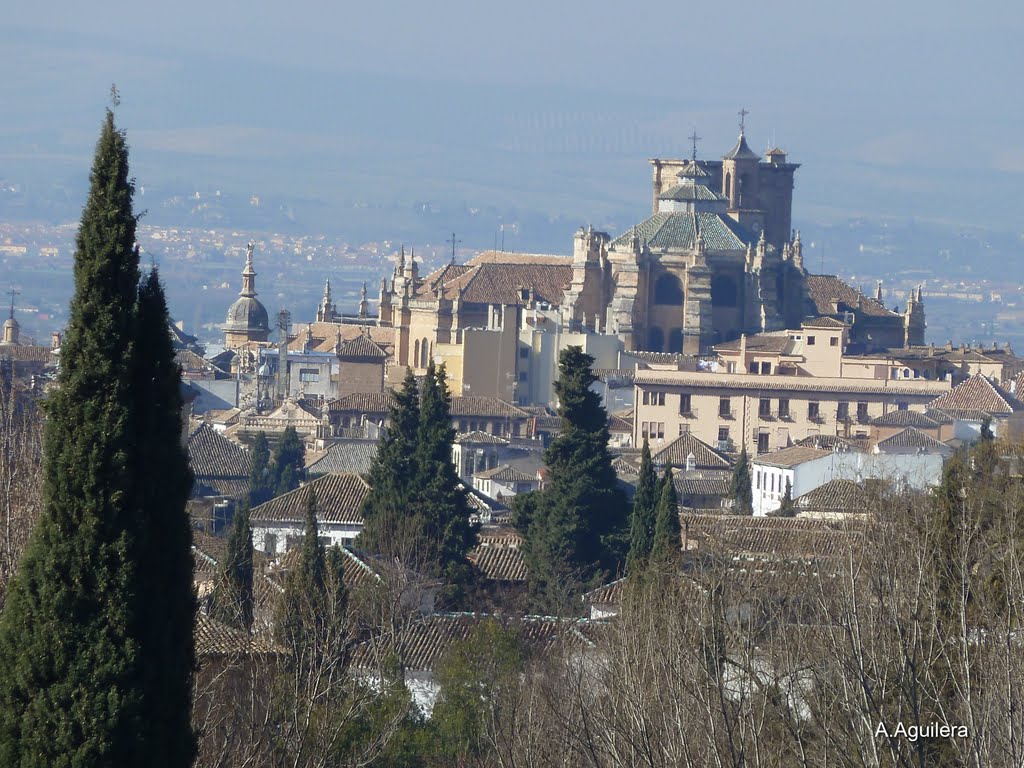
[0, 381, 43, 599]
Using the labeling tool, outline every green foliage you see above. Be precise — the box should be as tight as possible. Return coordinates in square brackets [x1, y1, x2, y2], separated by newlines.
[215, 503, 254, 631]
[650, 467, 681, 563]
[730, 448, 753, 515]
[626, 436, 658, 573]
[775, 479, 796, 517]
[0, 110, 195, 766]
[248, 431, 273, 507]
[514, 346, 628, 612]
[272, 426, 305, 497]
[980, 416, 995, 442]
[432, 621, 525, 761]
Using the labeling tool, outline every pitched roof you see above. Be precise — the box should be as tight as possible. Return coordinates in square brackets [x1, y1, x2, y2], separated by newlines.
[455, 430, 509, 445]
[652, 432, 733, 470]
[474, 465, 536, 483]
[715, 331, 794, 354]
[870, 410, 941, 428]
[753, 445, 832, 469]
[875, 427, 951, 453]
[927, 374, 1024, 416]
[327, 391, 398, 413]
[793, 479, 869, 514]
[468, 546, 528, 582]
[673, 470, 733, 499]
[450, 396, 529, 419]
[611, 455, 640, 477]
[806, 274, 896, 318]
[337, 334, 388, 360]
[195, 612, 282, 658]
[250, 473, 369, 525]
[794, 434, 867, 451]
[187, 423, 252, 479]
[420, 256, 573, 307]
[658, 183, 726, 203]
[175, 348, 225, 375]
[607, 413, 633, 433]
[305, 439, 379, 476]
[609, 211, 751, 251]
[801, 316, 849, 329]
[583, 577, 628, 606]
[680, 513, 858, 562]
[722, 132, 760, 161]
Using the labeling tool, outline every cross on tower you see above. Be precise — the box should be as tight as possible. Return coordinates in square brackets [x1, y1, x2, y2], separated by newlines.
[688, 129, 702, 161]
[6, 288, 18, 319]
[446, 232, 462, 264]
[738, 108, 749, 135]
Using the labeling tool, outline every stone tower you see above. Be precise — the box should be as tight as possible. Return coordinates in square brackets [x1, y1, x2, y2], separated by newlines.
[223, 243, 270, 350]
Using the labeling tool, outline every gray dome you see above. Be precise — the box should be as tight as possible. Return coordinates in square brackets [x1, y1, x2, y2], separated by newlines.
[224, 296, 269, 333]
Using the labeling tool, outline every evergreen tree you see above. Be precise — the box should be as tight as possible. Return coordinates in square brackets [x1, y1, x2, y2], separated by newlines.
[650, 467, 681, 563]
[730, 448, 753, 515]
[514, 346, 628, 610]
[272, 426, 305, 497]
[0, 109, 194, 765]
[775, 479, 796, 517]
[249, 431, 273, 507]
[215, 504, 254, 631]
[411, 361, 476, 585]
[131, 267, 197, 766]
[626, 436, 658, 573]
[358, 369, 421, 558]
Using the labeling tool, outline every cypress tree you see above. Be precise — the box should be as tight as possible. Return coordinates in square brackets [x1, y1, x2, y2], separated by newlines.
[514, 346, 628, 610]
[650, 467, 681, 563]
[272, 425, 305, 497]
[626, 436, 658, 573]
[249, 431, 273, 507]
[359, 368, 421, 557]
[131, 267, 197, 766]
[775, 478, 796, 517]
[730, 447, 753, 515]
[215, 504, 254, 631]
[412, 361, 475, 584]
[0, 109, 194, 765]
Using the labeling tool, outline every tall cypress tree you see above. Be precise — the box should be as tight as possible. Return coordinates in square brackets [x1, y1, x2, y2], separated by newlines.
[132, 267, 196, 766]
[626, 436, 658, 573]
[412, 361, 475, 584]
[249, 431, 273, 507]
[650, 467, 681, 564]
[359, 368, 421, 557]
[730, 448, 753, 515]
[0, 110, 194, 765]
[216, 504, 254, 631]
[514, 346, 628, 610]
[272, 426, 305, 497]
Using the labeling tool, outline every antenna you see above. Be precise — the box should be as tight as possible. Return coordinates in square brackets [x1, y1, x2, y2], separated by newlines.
[446, 232, 462, 264]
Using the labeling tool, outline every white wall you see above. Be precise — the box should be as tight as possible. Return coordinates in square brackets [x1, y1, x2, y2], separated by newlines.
[252, 520, 363, 556]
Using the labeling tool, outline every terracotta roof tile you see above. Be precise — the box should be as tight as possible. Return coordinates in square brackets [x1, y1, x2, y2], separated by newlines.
[337, 334, 388, 360]
[306, 439, 379, 476]
[653, 432, 733, 469]
[187, 423, 252, 480]
[806, 274, 896, 318]
[583, 577, 628, 605]
[474, 465, 536, 482]
[455, 430, 509, 445]
[870, 410, 941, 428]
[327, 391, 398, 413]
[753, 445, 831, 469]
[680, 514, 859, 561]
[875, 427, 951, 452]
[927, 374, 1024, 415]
[250, 473, 369, 525]
[801, 316, 849, 329]
[794, 479, 870, 513]
[450, 396, 528, 419]
[469, 546, 528, 582]
[195, 612, 283, 658]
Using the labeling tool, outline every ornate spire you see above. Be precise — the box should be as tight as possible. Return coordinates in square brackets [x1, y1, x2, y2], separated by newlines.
[875, 281, 883, 303]
[359, 282, 369, 318]
[240, 242, 257, 297]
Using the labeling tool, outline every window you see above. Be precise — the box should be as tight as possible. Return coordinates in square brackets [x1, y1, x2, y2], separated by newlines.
[897, 401, 909, 411]
[678, 423, 690, 436]
[808, 401, 821, 420]
[641, 421, 648, 437]
[264, 533, 278, 555]
[749, 362, 759, 374]
[761, 361, 772, 374]
[755, 470, 762, 490]
[837, 402, 849, 421]
[830, 336, 839, 347]
[807, 336, 816, 346]
[770, 474, 776, 493]
[891, 368, 899, 379]
[656, 422, 665, 440]
[642, 391, 649, 405]
[857, 402, 870, 422]
[679, 393, 692, 414]
[285, 535, 302, 552]
[299, 368, 320, 383]
[519, 347, 529, 358]
[654, 274, 684, 305]
[657, 391, 665, 406]
[318, 536, 331, 548]
[757, 432, 770, 454]
[778, 398, 790, 418]
[518, 371, 528, 382]
[759, 398, 771, 417]
[719, 397, 731, 417]
[717, 426, 730, 443]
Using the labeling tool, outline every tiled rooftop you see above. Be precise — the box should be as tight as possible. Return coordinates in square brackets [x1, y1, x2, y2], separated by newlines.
[250, 473, 369, 525]
[305, 439, 379, 476]
[927, 374, 1024, 416]
[653, 432, 733, 470]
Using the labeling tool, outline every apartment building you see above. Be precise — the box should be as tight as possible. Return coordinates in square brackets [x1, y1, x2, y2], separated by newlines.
[633, 369, 950, 456]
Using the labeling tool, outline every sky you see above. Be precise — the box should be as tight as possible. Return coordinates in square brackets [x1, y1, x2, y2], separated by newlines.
[2, 0, 1023, 235]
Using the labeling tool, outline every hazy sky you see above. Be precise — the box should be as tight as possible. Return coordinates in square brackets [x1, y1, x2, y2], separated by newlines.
[2, 0, 1023, 231]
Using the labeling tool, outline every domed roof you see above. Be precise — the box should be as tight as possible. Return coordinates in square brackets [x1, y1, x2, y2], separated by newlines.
[224, 296, 269, 333]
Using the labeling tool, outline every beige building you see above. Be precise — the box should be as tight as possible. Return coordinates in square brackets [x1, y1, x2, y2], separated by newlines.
[632, 368, 950, 456]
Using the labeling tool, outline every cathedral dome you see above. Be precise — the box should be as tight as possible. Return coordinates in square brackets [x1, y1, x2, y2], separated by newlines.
[224, 295, 269, 333]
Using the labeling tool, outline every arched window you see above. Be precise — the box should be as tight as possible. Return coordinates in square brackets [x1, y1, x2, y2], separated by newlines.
[413, 339, 420, 367]
[711, 275, 739, 307]
[667, 328, 684, 353]
[724, 172, 732, 199]
[654, 273, 684, 305]
[646, 326, 665, 352]
[421, 338, 430, 368]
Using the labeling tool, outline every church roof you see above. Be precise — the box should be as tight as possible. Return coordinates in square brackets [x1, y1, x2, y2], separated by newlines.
[658, 183, 727, 203]
[419, 258, 573, 306]
[722, 132, 760, 161]
[609, 211, 751, 251]
[224, 296, 269, 333]
[806, 275, 897, 318]
[676, 160, 713, 179]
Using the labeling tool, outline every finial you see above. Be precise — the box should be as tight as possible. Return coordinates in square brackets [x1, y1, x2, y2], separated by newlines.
[758, 228, 766, 245]
[361, 282, 367, 299]
[244, 242, 254, 269]
[738, 107, 749, 136]
[688, 128, 701, 162]
[875, 281, 883, 303]
[399, 245, 406, 271]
